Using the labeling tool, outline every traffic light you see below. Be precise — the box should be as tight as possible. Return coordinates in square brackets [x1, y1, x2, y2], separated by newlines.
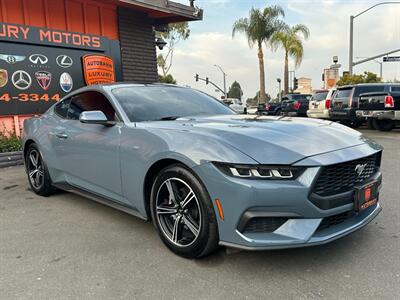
[293, 77, 298, 90]
[206, 77, 209, 85]
[195, 74, 199, 82]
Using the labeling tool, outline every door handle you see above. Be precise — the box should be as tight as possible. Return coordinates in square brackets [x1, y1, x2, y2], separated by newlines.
[55, 133, 68, 139]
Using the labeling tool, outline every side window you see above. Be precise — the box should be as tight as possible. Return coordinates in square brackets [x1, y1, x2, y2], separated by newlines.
[54, 98, 71, 118]
[67, 91, 116, 121]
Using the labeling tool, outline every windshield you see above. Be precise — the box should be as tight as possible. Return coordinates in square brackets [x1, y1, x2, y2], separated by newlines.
[312, 91, 329, 101]
[112, 86, 235, 122]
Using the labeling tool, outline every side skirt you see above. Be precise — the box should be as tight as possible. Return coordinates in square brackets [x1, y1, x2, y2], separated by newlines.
[53, 182, 148, 221]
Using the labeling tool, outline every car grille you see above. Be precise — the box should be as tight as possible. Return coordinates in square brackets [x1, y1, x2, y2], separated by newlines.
[317, 211, 355, 231]
[313, 153, 380, 197]
[242, 217, 288, 233]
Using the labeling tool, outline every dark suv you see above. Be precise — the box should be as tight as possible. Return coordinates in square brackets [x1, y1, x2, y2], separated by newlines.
[330, 84, 387, 127]
[281, 94, 311, 117]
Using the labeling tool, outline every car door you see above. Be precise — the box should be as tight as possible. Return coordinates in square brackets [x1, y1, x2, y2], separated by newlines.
[56, 90, 124, 201]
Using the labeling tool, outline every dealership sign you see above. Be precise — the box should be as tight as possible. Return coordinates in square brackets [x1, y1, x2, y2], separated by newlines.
[0, 22, 121, 116]
[83, 55, 116, 85]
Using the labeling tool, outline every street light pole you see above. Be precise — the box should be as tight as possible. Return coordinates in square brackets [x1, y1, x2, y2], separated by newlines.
[349, 2, 400, 75]
[277, 78, 282, 102]
[214, 64, 227, 98]
[356, 56, 383, 78]
[349, 15, 354, 75]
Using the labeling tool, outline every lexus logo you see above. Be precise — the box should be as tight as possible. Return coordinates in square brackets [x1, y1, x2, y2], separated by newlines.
[29, 54, 48, 65]
[12, 70, 32, 90]
[56, 55, 73, 68]
[355, 163, 367, 176]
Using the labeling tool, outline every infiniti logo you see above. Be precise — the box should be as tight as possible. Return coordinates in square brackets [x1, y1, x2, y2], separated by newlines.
[355, 163, 367, 176]
[29, 54, 48, 65]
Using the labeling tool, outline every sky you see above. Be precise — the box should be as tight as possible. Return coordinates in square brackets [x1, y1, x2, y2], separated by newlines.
[163, 0, 400, 100]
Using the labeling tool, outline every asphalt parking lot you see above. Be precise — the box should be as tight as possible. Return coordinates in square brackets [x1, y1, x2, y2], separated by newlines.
[0, 129, 399, 299]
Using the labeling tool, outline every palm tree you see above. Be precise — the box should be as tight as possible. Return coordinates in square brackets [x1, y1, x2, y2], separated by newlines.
[270, 24, 310, 94]
[232, 6, 285, 103]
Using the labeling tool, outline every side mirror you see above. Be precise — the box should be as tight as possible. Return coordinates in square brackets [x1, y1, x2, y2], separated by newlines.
[79, 111, 114, 126]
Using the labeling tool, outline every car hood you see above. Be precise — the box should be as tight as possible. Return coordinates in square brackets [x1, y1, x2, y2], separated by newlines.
[140, 115, 371, 165]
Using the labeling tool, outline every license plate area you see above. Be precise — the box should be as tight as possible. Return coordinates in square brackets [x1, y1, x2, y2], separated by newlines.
[354, 181, 378, 212]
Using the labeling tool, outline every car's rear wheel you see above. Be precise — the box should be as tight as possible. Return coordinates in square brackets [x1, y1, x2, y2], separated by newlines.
[373, 119, 395, 131]
[150, 164, 219, 258]
[26, 144, 55, 196]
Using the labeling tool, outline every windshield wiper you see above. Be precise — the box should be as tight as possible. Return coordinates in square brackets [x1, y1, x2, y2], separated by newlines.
[158, 116, 181, 121]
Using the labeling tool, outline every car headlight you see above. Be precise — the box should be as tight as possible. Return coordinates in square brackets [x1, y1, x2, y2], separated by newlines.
[212, 162, 305, 180]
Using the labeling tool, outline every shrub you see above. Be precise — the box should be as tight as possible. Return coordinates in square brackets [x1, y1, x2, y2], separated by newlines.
[0, 133, 22, 153]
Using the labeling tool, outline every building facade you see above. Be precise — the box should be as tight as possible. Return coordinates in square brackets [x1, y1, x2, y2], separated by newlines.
[0, 0, 201, 136]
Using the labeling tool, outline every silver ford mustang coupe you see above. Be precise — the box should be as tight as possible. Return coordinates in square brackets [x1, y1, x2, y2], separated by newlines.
[23, 83, 383, 258]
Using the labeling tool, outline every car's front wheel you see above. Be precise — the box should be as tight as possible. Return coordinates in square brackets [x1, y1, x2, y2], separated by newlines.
[150, 164, 219, 258]
[25, 144, 55, 196]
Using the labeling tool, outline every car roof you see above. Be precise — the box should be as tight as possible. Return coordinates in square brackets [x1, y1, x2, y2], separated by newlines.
[338, 83, 400, 89]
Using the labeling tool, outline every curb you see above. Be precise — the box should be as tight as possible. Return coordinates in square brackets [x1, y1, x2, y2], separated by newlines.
[0, 151, 24, 168]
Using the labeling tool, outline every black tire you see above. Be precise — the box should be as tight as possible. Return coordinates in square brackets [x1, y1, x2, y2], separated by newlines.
[366, 118, 375, 130]
[373, 119, 395, 131]
[275, 109, 281, 116]
[243, 107, 247, 114]
[150, 164, 219, 258]
[25, 143, 55, 196]
[343, 120, 362, 128]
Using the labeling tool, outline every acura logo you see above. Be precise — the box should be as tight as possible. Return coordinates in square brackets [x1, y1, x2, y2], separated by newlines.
[29, 54, 48, 65]
[12, 70, 32, 90]
[355, 163, 367, 176]
[56, 55, 73, 68]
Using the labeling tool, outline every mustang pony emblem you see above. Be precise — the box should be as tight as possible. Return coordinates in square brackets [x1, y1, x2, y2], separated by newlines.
[355, 163, 367, 176]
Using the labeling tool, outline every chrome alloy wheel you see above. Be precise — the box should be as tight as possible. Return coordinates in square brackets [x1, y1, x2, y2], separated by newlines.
[155, 178, 202, 247]
[27, 149, 44, 190]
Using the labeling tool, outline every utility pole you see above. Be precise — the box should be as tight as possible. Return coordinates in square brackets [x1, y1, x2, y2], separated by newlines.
[349, 2, 400, 75]
[214, 64, 227, 98]
[277, 78, 282, 101]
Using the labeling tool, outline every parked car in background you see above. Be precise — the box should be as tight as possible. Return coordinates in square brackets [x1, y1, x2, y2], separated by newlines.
[330, 84, 388, 128]
[257, 99, 282, 115]
[246, 105, 258, 114]
[356, 84, 400, 131]
[281, 94, 312, 117]
[224, 98, 247, 114]
[307, 89, 336, 119]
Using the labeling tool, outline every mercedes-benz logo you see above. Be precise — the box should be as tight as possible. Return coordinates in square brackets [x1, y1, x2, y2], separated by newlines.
[12, 70, 32, 90]
[56, 55, 73, 68]
[29, 54, 48, 65]
[355, 163, 367, 177]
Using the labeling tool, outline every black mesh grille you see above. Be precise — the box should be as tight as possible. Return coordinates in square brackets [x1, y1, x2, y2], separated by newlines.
[313, 153, 380, 197]
[317, 211, 355, 231]
[242, 217, 287, 233]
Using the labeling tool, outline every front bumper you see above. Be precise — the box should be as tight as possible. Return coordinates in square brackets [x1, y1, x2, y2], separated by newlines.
[356, 110, 400, 120]
[193, 146, 382, 250]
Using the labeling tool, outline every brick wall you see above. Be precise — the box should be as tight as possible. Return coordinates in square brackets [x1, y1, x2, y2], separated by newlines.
[118, 7, 158, 83]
